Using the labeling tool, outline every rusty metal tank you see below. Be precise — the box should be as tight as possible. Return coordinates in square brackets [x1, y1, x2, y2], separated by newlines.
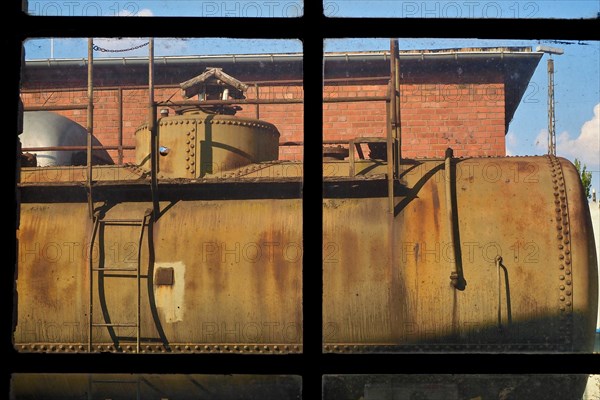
[15, 142, 301, 353]
[323, 155, 598, 353]
[135, 109, 280, 178]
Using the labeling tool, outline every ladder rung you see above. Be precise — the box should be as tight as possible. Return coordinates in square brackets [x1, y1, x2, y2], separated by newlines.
[92, 380, 138, 384]
[92, 323, 137, 327]
[92, 267, 137, 272]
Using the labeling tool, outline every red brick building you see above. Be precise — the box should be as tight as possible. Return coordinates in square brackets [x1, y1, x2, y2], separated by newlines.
[20, 47, 541, 162]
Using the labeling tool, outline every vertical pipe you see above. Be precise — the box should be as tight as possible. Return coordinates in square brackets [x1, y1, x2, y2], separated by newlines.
[393, 40, 402, 172]
[386, 41, 396, 214]
[547, 58, 555, 156]
[87, 38, 94, 219]
[445, 147, 464, 291]
[148, 38, 158, 219]
[255, 83, 260, 119]
[389, 40, 398, 145]
[445, 149, 456, 278]
[386, 84, 394, 214]
[117, 87, 123, 165]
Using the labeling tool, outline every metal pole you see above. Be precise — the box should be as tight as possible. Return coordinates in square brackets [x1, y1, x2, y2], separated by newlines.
[386, 40, 396, 214]
[118, 87, 124, 165]
[548, 57, 556, 156]
[255, 83, 260, 119]
[385, 88, 394, 214]
[148, 38, 159, 219]
[393, 40, 402, 172]
[86, 38, 94, 219]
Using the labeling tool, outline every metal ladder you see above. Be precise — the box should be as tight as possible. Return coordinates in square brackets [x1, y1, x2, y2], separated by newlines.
[88, 209, 152, 353]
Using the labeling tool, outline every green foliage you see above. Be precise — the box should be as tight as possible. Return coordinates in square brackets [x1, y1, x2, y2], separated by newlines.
[574, 158, 593, 199]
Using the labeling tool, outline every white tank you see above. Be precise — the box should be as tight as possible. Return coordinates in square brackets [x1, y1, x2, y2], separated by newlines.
[21, 111, 113, 167]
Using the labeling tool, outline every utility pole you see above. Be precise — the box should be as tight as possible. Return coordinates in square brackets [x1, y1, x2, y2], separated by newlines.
[536, 45, 564, 156]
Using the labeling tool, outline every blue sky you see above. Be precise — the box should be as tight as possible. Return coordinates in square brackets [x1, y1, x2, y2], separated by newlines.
[26, 0, 599, 18]
[27, 1, 304, 17]
[327, 0, 600, 18]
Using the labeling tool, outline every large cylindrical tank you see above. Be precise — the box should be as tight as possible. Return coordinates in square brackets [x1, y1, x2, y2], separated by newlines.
[15, 194, 302, 353]
[135, 109, 280, 178]
[21, 111, 113, 166]
[323, 155, 598, 352]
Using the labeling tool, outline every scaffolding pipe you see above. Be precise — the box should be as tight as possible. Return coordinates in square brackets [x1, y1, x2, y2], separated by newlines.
[548, 58, 556, 156]
[86, 38, 94, 219]
[393, 39, 402, 172]
[386, 40, 397, 214]
[148, 38, 159, 219]
[118, 87, 124, 165]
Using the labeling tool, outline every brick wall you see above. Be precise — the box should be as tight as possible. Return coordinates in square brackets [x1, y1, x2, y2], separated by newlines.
[323, 82, 506, 159]
[21, 77, 505, 163]
[21, 83, 304, 163]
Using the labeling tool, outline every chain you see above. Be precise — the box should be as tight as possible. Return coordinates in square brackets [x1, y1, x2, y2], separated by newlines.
[92, 41, 149, 53]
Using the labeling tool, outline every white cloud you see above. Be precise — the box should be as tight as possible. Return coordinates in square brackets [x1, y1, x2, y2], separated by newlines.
[555, 103, 600, 169]
[534, 129, 547, 152]
[505, 131, 518, 156]
[118, 8, 153, 16]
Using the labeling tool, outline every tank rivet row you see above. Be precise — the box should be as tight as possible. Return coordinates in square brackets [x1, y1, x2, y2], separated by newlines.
[548, 155, 573, 347]
[20, 343, 296, 354]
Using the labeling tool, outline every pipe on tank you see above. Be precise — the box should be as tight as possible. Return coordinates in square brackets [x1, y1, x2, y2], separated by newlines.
[445, 148, 465, 290]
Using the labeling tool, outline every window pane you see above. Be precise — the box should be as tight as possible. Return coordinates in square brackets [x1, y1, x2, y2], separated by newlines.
[323, 38, 599, 353]
[17, 38, 303, 354]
